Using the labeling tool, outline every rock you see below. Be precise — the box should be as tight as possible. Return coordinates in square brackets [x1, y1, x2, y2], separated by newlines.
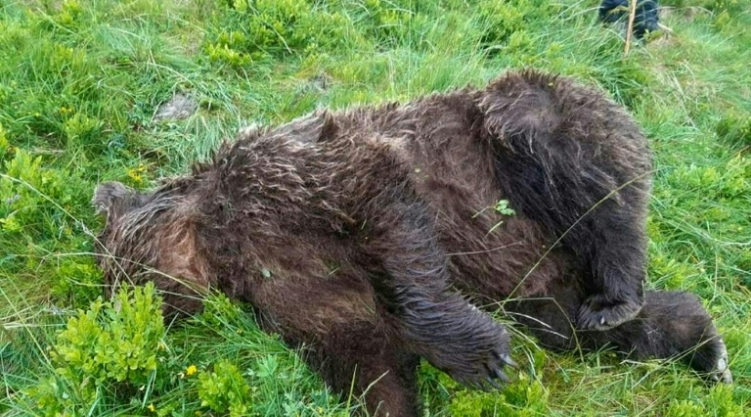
[152, 93, 198, 122]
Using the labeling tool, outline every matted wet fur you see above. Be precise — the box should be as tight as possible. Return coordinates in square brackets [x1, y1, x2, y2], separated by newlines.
[93, 69, 732, 417]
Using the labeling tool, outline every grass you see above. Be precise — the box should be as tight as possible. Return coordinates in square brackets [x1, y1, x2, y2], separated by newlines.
[1, 0, 750, 415]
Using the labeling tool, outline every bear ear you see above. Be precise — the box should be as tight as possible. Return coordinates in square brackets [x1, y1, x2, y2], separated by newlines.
[236, 123, 265, 142]
[270, 110, 339, 144]
[92, 181, 137, 224]
[315, 110, 338, 142]
[236, 111, 338, 145]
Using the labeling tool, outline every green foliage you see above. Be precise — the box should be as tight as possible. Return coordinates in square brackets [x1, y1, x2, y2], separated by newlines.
[48, 257, 104, 308]
[346, 0, 421, 48]
[704, 384, 746, 417]
[204, 0, 351, 66]
[62, 112, 105, 155]
[663, 384, 747, 417]
[200, 291, 245, 327]
[0, 123, 8, 160]
[448, 375, 548, 417]
[0, 149, 70, 237]
[0, 145, 100, 306]
[54, 284, 164, 385]
[667, 157, 750, 199]
[23, 283, 166, 416]
[495, 199, 516, 217]
[474, 0, 557, 54]
[665, 399, 705, 417]
[715, 112, 751, 148]
[197, 360, 251, 417]
[705, 0, 748, 13]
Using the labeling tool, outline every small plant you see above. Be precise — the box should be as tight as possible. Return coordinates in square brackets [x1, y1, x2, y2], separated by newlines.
[62, 111, 105, 155]
[0, 149, 69, 237]
[197, 360, 252, 417]
[478, 199, 517, 236]
[474, 0, 556, 54]
[0, 122, 9, 160]
[23, 283, 167, 416]
[448, 375, 548, 417]
[495, 199, 516, 216]
[715, 112, 751, 148]
[203, 0, 351, 67]
[666, 400, 705, 417]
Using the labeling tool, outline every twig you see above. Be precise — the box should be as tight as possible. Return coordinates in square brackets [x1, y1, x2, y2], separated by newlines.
[625, 0, 638, 55]
[658, 22, 674, 34]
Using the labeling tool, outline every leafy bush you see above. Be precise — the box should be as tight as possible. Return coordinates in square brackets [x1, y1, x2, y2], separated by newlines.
[204, 0, 351, 67]
[23, 283, 167, 416]
[474, 0, 558, 54]
[448, 375, 548, 417]
[0, 149, 71, 238]
[197, 360, 252, 417]
[0, 122, 8, 160]
[666, 400, 705, 417]
[0, 143, 101, 306]
[715, 112, 751, 148]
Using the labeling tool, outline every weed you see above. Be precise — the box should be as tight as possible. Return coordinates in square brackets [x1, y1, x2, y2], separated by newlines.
[21, 283, 166, 416]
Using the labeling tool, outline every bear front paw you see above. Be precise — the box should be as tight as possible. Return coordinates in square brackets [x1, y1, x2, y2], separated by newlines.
[577, 294, 643, 330]
[430, 325, 516, 390]
[696, 337, 733, 384]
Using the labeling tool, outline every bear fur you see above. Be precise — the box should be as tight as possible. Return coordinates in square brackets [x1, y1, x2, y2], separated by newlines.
[93, 69, 732, 417]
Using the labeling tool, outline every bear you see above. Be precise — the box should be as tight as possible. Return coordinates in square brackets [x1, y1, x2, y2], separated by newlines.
[92, 69, 732, 417]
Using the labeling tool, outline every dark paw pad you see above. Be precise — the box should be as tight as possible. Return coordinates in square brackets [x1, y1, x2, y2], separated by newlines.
[577, 295, 643, 330]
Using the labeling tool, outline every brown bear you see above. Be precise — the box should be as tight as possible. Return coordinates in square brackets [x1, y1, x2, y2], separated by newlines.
[93, 69, 732, 417]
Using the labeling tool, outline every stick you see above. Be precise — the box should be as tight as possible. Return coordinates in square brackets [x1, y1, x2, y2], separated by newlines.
[625, 0, 638, 55]
[658, 22, 674, 34]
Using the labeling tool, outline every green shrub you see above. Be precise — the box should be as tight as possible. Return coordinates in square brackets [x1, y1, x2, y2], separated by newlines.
[715, 112, 751, 148]
[0, 149, 71, 238]
[349, 0, 417, 47]
[204, 0, 351, 67]
[665, 400, 705, 417]
[667, 156, 750, 200]
[197, 360, 252, 417]
[474, 0, 557, 55]
[0, 143, 106, 307]
[0, 122, 8, 160]
[23, 283, 167, 416]
[448, 375, 548, 417]
[48, 257, 107, 312]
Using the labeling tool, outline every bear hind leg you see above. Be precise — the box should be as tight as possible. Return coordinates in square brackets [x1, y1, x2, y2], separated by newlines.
[479, 70, 650, 330]
[507, 279, 732, 384]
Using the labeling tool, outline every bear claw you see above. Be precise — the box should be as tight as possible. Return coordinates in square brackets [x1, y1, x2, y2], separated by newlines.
[709, 340, 733, 384]
[577, 294, 643, 331]
[438, 330, 513, 390]
[499, 353, 518, 368]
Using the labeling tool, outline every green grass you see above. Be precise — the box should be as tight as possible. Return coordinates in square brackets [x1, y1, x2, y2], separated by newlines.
[1, 0, 750, 415]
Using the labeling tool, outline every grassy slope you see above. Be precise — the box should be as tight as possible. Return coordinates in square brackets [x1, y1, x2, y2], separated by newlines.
[1, 0, 749, 415]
